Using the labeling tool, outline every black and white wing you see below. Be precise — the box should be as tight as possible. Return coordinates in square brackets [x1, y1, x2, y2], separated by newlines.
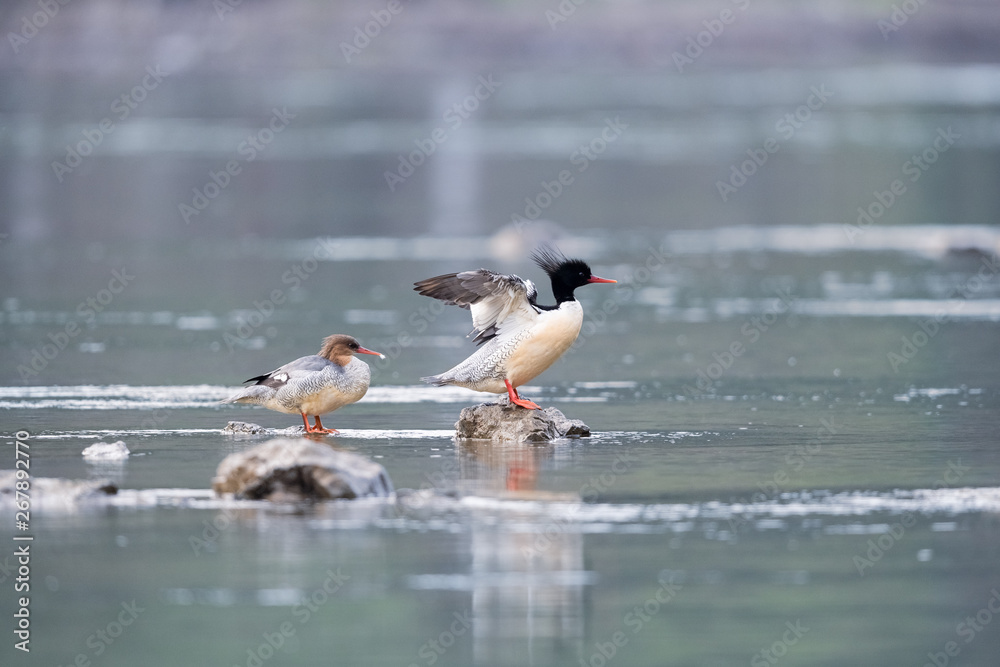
[414, 269, 540, 345]
[243, 355, 336, 388]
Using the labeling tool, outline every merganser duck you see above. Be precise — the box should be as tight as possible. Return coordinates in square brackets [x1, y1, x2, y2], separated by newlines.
[414, 246, 616, 410]
[221, 334, 384, 434]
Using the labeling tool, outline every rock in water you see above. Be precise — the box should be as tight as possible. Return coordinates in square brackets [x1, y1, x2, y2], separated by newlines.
[212, 438, 394, 501]
[222, 421, 304, 435]
[455, 401, 590, 442]
[82, 441, 130, 460]
[0, 472, 117, 509]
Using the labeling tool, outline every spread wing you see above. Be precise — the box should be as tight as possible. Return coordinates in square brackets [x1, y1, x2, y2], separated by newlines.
[414, 270, 540, 345]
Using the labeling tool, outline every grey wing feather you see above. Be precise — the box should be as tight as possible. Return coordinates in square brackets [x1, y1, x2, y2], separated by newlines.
[415, 270, 538, 345]
[244, 355, 337, 388]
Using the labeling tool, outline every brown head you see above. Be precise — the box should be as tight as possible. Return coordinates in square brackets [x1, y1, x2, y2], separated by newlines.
[318, 335, 385, 366]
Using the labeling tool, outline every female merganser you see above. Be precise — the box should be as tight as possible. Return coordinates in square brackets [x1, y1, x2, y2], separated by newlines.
[414, 246, 616, 410]
[221, 334, 384, 434]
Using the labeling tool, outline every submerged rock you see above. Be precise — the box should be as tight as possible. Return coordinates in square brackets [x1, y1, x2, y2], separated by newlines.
[82, 441, 130, 460]
[212, 438, 394, 501]
[0, 471, 117, 509]
[455, 401, 590, 442]
[222, 421, 304, 436]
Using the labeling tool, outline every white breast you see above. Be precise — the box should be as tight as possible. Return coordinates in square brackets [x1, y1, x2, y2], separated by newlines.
[271, 358, 371, 416]
[504, 300, 583, 387]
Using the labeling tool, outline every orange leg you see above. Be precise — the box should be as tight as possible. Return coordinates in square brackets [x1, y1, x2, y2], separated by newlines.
[312, 416, 338, 433]
[504, 378, 540, 410]
[301, 413, 338, 434]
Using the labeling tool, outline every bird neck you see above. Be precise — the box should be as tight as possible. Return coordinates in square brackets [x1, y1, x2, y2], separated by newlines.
[549, 278, 578, 305]
[319, 344, 351, 367]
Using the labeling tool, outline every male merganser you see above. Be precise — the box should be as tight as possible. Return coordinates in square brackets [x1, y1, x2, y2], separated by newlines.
[414, 246, 616, 409]
[221, 334, 384, 434]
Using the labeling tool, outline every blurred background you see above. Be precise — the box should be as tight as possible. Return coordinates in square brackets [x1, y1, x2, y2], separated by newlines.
[1, 0, 999, 387]
[2, 0, 1000, 387]
[4, 0, 1000, 239]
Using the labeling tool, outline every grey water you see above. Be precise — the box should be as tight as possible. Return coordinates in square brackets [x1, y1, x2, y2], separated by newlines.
[2, 64, 1000, 667]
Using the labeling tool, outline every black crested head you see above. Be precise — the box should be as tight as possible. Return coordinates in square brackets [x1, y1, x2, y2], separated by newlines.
[530, 244, 615, 304]
[531, 245, 572, 276]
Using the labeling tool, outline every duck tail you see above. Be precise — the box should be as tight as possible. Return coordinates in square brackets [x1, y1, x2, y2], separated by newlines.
[420, 374, 452, 386]
[220, 385, 273, 405]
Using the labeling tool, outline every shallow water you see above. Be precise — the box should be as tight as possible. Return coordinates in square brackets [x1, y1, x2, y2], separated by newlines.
[3, 235, 1000, 666]
[3, 64, 1000, 666]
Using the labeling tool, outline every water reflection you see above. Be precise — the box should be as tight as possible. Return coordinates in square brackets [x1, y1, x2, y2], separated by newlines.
[470, 522, 586, 665]
[437, 439, 588, 664]
[458, 438, 558, 495]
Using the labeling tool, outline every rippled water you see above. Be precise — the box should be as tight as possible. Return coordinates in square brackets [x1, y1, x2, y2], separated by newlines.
[3, 231, 1000, 665]
[3, 63, 1000, 665]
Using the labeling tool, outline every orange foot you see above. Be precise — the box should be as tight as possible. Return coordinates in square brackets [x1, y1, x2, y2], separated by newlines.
[505, 379, 541, 410]
[301, 414, 339, 434]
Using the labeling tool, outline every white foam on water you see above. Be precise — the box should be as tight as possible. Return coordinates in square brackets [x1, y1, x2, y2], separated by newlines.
[406, 570, 599, 591]
[573, 381, 639, 389]
[162, 587, 307, 607]
[28, 428, 455, 441]
[0, 383, 625, 410]
[893, 387, 974, 402]
[661, 224, 1000, 258]
[647, 296, 1000, 322]
[10, 486, 1000, 542]
[30, 429, 222, 440]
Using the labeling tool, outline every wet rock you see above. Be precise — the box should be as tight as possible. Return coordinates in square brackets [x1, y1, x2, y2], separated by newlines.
[0, 471, 117, 510]
[455, 401, 590, 442]
[82, 441, 130, 460]
[212, 438, 394, 501]
[222, 421, 304, 436]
